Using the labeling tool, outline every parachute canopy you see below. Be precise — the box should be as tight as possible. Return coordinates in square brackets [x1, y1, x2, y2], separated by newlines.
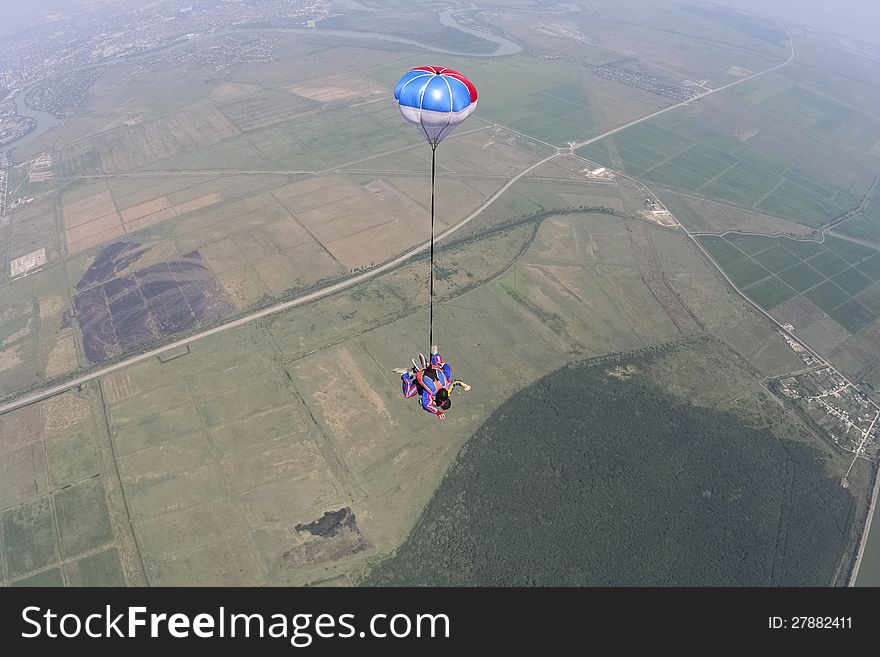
[393, 66, 478, 147]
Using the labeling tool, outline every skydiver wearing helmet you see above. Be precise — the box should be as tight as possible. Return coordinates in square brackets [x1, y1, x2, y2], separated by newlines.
[396, 347, 470, 420]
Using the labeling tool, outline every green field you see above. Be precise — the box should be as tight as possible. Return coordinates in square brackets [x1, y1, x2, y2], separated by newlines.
[527, 0, 790, 87]
[835, 214, 880, 244]
[1, 497, 59, 577]
[776, 261, 825, 292]
[751, 244, 801, 272]
[832, 267, 874, 296]
[857, 252, 880, 279]
[64, 548, 127, 586]
[0, 393, 135, 587]
[578, 102, 870, 227]
[699, 233, 880, 334]
[825, 235, 877, 264]
[726, 257, 773, 287]
[809, 249, 851, 277]
[745, 276, 798, 309]
[732, 67, 880, 161]
[726, 232, 792, 255]
[834, 198, 880, 246]
[55, 479, 115, 558]
[806, 280, 850, 314]
[830, 299, 877, 333]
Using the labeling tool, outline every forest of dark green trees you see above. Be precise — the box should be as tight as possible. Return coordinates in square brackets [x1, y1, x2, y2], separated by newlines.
[366, 359, 854, 586]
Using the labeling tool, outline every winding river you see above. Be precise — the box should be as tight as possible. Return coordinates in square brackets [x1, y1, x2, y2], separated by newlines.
[436, 9, 522, 55]
[335, 0, 380, 11]
[272, 23, 521, 57]
[4, 87, 59, 151]
[267, 8, 522, 57]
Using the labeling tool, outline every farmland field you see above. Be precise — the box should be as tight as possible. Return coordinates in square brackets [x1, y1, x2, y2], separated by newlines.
[744, 276, 798, 309]
[698, 231, 880, 376]
[833, 197, 880, 246]
[0, 393, 139, 586]
[479, 0, 790, 90]
[580, 105, 871, 227]
[730, 65, 880, 165]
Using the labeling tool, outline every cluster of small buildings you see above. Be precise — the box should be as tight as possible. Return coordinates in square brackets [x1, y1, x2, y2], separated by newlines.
[8, 196, 35, 211]
[583, 166, 615, 180]
[532, 23, 587, 42]
[588, 62, 698, 101]
[0, 100, 35, 148]
[779, 326, 821, 367]
[24, 67, 107, 118]
[774, 366, 879, 456]
[9, 247, 47, 279]
[28, 153, 54, 183]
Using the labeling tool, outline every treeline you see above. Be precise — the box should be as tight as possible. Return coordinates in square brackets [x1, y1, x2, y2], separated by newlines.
[441, 204, 620, 253]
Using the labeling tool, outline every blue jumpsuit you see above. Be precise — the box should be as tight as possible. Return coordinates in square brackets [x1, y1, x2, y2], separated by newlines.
[401, 352, 454, 418]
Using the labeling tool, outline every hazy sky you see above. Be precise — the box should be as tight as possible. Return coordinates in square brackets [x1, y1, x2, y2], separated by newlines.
[708, 0, 880, 45]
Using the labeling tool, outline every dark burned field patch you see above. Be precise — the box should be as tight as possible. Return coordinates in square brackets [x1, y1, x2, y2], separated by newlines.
[295, 507, 359, 538]
[283, 507, 370, 570]
[367, 359, 854, 586]
[71, 241, 234, 362]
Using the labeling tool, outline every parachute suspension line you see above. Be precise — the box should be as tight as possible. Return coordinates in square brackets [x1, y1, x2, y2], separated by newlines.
[429, 143, 437, 354]
[395, 65, 477, 357]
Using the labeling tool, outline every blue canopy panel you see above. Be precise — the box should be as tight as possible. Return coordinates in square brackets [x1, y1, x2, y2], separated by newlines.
[394, 66, 478, 146]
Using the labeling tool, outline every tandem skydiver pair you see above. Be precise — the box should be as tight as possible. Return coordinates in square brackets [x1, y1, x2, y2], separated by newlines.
[395, 347, 470, 420]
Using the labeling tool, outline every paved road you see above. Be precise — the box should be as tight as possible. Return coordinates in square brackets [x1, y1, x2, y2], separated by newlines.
[0, 165, 8, 216]
[851, 452, 880, 584]
[767, 363, 831, 379]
